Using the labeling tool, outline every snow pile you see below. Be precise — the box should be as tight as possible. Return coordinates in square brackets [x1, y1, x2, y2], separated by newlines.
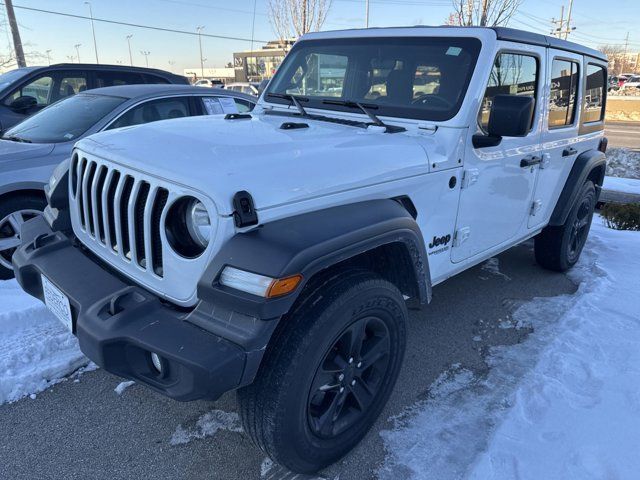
[379, 219, 640, 479]
[603, 176, 640, 195]
[481, 257, 511, 281]
[170, 409, 243, 446]
[605, 148, 640, 180]
[0, 280, 88, 404]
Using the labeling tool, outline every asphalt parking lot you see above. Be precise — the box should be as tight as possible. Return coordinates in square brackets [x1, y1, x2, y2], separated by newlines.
[0, 241, 577, 480]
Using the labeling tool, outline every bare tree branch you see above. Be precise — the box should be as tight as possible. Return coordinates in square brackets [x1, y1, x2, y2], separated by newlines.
[268, 0, 332, 45]
[448, 0, 521, 27]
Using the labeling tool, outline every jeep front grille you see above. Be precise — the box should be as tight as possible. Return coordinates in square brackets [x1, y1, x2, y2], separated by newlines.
[72, 155, 168, 277]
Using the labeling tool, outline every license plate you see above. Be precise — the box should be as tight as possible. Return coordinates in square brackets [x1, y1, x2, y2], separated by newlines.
[42, 274, 73, 332]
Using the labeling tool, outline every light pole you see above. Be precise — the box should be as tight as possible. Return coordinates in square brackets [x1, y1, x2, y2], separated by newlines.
[196, 25, 205, 79]
[365, 0, 369, 28]
[168, 60, 176, 73]
[140, 50, 150, 68]
[126, 35, 133, 66]
[84, 1, 99, 63]
[74, 44, 82, 63]
[66, 55, 75, 63]
[45, 49, 52, 65]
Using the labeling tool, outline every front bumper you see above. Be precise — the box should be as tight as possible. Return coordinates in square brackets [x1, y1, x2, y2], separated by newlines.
[12, 216, 246, 401]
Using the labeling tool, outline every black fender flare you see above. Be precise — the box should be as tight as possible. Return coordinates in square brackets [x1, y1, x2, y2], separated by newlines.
[195, 199, 431, 323]
[548, 149, 606, 226]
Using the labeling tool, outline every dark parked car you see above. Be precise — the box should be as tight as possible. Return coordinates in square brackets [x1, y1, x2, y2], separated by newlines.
[0, 84, 256, 278]
[0, 64, 189, 133]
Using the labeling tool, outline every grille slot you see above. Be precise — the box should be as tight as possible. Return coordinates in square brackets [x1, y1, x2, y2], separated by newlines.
[73, 161, 168, 278]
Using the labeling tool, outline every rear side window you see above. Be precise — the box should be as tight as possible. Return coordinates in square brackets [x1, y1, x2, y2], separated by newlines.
[583, 64, 606, 123]
[96, 71, 146, 88]
[479, 53, 538, 131]
[142, 74, 170, 84]
[548, 59, 579, 128]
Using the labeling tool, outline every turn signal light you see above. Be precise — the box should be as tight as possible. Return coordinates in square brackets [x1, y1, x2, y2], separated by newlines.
[267, 274, 303, 298]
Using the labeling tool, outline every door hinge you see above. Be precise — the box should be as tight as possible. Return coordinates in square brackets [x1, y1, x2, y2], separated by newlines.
[530, 199, 542, 216]
[232, 190, 259, 228]
[461, 169, 479, 189]
[454, 227, 471, 247]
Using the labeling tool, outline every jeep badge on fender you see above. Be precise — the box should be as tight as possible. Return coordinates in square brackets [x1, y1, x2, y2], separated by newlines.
[12, 26, 607, 474]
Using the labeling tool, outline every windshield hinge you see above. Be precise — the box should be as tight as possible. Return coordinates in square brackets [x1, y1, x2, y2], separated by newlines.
[232, 191, 259, 228]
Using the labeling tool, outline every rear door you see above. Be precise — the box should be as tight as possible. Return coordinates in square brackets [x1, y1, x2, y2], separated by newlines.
[528, 50, 582, 229]
[451, 46, 544, 263]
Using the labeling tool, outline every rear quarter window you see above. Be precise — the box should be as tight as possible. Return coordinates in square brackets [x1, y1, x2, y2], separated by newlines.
[583, 64, 606, 123]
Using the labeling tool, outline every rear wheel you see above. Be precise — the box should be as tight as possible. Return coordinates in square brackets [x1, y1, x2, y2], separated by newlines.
[0, 194, 46, 279]
[237, 270, 407, 474]
[535, 181, 596, 272]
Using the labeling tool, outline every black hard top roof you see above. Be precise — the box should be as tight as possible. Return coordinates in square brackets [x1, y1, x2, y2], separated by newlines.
[491, 27, 607, 62]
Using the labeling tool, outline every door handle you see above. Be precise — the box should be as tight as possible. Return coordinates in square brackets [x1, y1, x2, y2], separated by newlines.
[520, 155, 542, 168]
[562, 147, 578, 157]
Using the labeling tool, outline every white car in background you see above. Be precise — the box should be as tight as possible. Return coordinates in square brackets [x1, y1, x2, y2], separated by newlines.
[224, 82, 260, 95]
[621, 75, 640, 89]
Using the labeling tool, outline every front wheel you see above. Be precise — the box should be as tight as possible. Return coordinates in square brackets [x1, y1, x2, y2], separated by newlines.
[535, 180, 596, 272]
[237, 270, 407, 474]
[0, 194, 47, 279]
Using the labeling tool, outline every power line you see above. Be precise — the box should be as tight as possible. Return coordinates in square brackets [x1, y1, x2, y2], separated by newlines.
[0, 2, 270, 44]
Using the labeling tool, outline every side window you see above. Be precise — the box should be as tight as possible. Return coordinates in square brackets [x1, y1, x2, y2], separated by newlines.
[95, 71, 146, 88]
[108, 97, 190, 129]
[55, 75, 88, 102]
[584, 64, 606, 123]
[142, 74, 170, 84]
[479, 53, 538, 131]
[234, 98, 254, 113]
[549, 59, 579, 128]
[4, 75, 53, 106]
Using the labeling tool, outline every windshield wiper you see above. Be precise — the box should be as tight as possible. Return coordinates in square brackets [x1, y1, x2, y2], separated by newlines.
[2, 135, 32, 143]
[322, 99, 384, 125]
[266, 92, 309, 116]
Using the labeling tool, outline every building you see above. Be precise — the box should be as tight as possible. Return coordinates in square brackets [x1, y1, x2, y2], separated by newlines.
[232, 39, 295, 83]
[607, 52, 640, 76]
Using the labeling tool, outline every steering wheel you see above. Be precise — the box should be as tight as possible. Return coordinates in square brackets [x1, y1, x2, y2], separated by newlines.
[411, 94, 453, 109]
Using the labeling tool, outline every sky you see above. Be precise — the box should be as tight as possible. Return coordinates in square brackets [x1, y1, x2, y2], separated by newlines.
[1, 0, 639, 73]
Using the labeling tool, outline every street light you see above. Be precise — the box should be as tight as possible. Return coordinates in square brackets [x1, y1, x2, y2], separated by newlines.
[168, 60, 176, 73]
[84, 1, 99, 63]
[66, 55, 75, 63]
[74, 44, 82, 63]
[196, 25, 205, 78]
[45, 49, 52, 65]
[126, 34, 133, 66]
[140, 50, 150, 68]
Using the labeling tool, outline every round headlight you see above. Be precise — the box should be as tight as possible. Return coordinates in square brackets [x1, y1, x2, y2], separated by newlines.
[165, 196, 213, 258]
[186, 200, 211, 248]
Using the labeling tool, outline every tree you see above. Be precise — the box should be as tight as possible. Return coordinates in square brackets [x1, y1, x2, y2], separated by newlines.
[447, 0, 522, 27]
[599, 44, 626, 76]
[268, 0, 332, 44]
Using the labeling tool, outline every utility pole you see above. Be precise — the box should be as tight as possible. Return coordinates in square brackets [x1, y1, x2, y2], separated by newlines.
[140, 50, 150, 68]
[551, 6, 564, 38]
[74, 44, 82, 63]
[622, 32, 630, 74]
[196, 26, 205, 79]
[4, 0, 26, 67]
[250, 0, 257, 52]
[45, 49, 52, 66]
[126, 35, 133, 66]
[84, 2, 99, 63]
[564, 0, 574, 40]
[365, 0, 369, 28]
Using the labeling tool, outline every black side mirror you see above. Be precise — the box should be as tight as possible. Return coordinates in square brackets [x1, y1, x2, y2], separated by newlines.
[10, 95, 38, 113]
[473, 95, 535, 148]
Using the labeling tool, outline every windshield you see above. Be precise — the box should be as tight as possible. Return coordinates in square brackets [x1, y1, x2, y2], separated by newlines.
[3, 93, 125, 143]
[265, 36, 481, 122]
[0, 68, 31, 91]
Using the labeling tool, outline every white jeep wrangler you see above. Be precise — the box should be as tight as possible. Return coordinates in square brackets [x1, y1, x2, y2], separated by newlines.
[14, 27, 608, 473]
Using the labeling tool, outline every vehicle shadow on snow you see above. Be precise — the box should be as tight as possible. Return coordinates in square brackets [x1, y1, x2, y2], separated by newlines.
[0, 241, 577, 480]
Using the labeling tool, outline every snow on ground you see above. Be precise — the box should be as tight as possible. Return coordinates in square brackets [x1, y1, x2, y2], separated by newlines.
[0, 280, 88, 404]
[114, 380, 135, 396]
[169, 409, 243, 446]
[379, 218, 640, 480]
[603, 175, 640, 195]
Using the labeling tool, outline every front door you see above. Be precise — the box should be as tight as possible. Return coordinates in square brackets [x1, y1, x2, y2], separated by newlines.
[452, 46, 544, 263]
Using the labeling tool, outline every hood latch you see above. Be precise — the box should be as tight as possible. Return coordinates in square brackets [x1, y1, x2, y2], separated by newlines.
[233, 191, 259, 228]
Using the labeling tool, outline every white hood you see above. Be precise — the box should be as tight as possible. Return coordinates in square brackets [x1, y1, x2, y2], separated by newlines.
[78, 112, 430, 215]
